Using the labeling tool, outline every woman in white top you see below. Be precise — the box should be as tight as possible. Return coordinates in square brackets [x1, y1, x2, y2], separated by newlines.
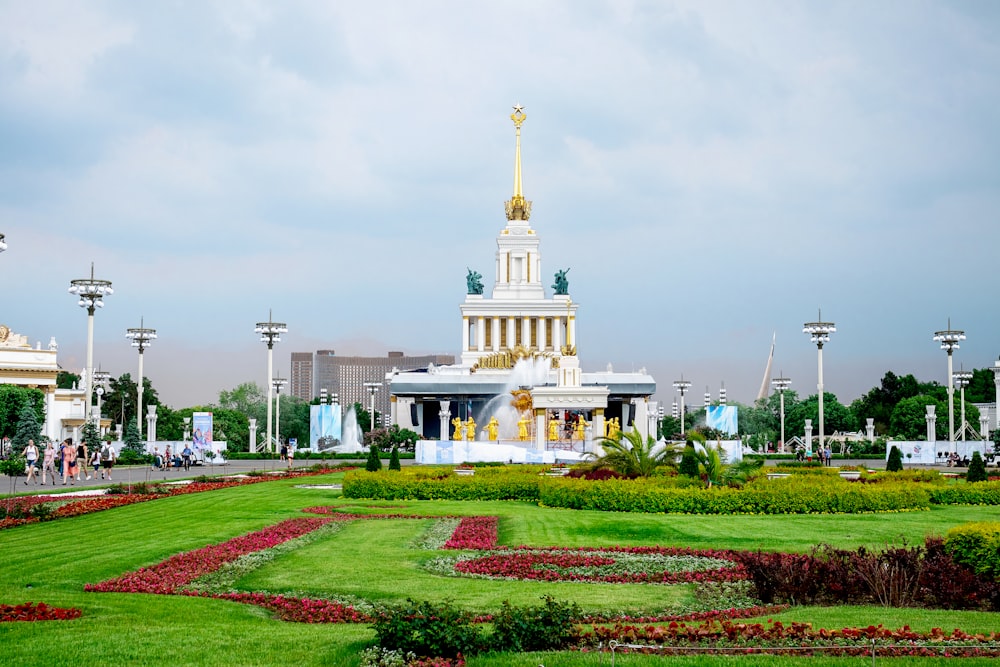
[23, 439, 39, 485]
[41, 441, 57, 485]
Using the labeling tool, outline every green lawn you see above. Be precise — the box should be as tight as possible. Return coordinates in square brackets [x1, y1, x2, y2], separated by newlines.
[0, 473, 997, 666]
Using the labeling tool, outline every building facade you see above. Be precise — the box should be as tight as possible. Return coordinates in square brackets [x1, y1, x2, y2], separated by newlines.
[289, 352, 313, 401]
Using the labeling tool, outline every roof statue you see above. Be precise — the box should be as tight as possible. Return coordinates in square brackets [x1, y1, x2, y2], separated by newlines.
[552, 268, 570, 295]
[466, 268, 484, 295]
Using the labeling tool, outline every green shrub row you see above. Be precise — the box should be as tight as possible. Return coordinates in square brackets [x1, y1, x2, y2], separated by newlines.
[928, 481, 1000, 505]
[537, 476, 931, 514]
[945, 522, 1000, 579]
[343, 470, 541, 501]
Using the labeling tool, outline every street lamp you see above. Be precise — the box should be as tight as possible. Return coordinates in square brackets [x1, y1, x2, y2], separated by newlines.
[771, 375, 792, 453]
[953, 369, 973, 442]
[933, 319, 965, 452]
[657, 405, 664, 439]
[803, 311, 836, 454]
[272, 377, 287, 452]
[992, 357, 1000, 433]
[93, 369, 110, 436]
[69, 263, 113, 425]
[125, 318, 156, 439]
[255, 311, 287, 453]
[673, 377, 691, 434]
[719, 383, 727, 405]
[364, 382, 382, 432]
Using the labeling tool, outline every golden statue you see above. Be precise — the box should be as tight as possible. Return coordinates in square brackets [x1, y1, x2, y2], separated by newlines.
[517, 417, 529, 441]
[608, 417, 621, 439]
[486, 416, 499, 441]
[451, 417, 463, 441]
[548, 418, 559, 441]
[465, 416, 477, 441]
[574, 415, 588, 441]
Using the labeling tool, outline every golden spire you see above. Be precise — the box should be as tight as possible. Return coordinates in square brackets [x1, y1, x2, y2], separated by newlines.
[505, 104, 532, 221]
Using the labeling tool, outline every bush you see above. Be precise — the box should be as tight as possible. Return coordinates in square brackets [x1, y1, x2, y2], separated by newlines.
[365, 445, 383, 472]
[886, 445, 903, 472]
[489, 596, 580, 652]
[967, 451, 988, 483]
[372, 598, 483, 658]
[679, 443, 700, 477]
[388, 446, 401, 472]
[945, 522, 1000, 580]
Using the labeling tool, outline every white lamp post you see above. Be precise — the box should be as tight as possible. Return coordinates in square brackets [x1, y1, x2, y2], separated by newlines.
[991, 357, 1000, 434]
[673, 378, 691, 434]
[255, 311, 287, 453]
[953, 369, 973, 442]
[803, 311, 836, 454]
[69, 263, 113, 425]
[364, 382, 382, 433]
[93, 369, 110, 436]
[933, 320, 965, 452]
[272, 377, 287, 452]
[772, 375, 792, 452]
[125, 318, 156, 439]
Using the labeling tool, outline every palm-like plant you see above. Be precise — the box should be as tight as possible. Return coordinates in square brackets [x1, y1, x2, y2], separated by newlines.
[587, 427, 680, 478]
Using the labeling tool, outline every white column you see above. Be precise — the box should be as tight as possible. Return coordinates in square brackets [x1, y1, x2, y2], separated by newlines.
[552, 317, 562, 352]
[506, 318, 515, 349]
[804, 419, 813, 452]
[477, 317, 485, 352]
[568, 316, 576, 348]
[265, 345, 274, 453]
[538, 317, 547, 350]
[248, 418, 257, 453]
[634, 399, 649, 439]
[778, 391, 786, 452]
[85, 310, 95, 424]
[946, 350, 955, 451]
[521, 317, 531, 348]
[146, 404, 157, 442]
[462, 316, 470, 352]
[438, 401, 451, 441]
[925, 404, 937, 443]
[46, 390, 57, 441]
[491, 318, 500, 352]
[865, 417, 875, 443]
[534, 410, 545, 451]
[816, 344, 825, 453]
[980, 415, 990, 442]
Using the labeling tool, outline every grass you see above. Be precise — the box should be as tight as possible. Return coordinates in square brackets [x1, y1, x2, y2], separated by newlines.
[0, 472, 998, 666]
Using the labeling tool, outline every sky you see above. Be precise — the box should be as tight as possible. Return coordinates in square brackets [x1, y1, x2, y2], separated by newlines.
[2, 0, 999, 410]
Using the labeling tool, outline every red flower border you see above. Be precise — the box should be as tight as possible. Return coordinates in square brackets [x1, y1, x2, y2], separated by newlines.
[0, 601, 82, 623]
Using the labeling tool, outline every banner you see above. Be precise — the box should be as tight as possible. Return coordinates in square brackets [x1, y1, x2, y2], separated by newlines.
[192, 412, 214, 456]
[310, 403, 342, 451]
[705, 406, 738, 435]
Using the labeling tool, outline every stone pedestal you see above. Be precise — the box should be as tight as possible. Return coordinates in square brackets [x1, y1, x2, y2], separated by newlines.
[925, 404, 937, 443]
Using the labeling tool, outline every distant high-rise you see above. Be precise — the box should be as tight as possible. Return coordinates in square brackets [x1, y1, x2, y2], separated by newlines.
[289, 352, 313, 401]
[290, 350, 454, 423]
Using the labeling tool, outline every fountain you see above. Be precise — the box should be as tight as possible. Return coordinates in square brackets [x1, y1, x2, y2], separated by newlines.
[476, 357, 552, 440]
[336, 407, 364, 453]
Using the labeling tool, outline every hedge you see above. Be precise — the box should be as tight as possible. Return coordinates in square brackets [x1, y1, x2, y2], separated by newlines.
[945, 522, 1000, 579]
[928, 481, 1000, 506]
[343, 469, 542, 501]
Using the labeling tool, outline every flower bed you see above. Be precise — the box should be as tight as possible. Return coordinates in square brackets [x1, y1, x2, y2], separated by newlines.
[0, 601, 82, 622]
[443, 516, 498, 550]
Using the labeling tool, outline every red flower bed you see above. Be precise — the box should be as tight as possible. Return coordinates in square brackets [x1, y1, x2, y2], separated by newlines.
[580, 604, 790, 624]
[0, 601, 82, 622]
[444, 516, 498, 550]
[86, 517, 332, 594]
[212, 592, 369, 623]
[585, 619, 1000, 656]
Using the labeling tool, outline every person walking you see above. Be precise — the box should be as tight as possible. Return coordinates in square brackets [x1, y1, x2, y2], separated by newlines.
[62, 440, 78, 485]
[41, 440, 57, 485]
[23, 439, 39, 485]
[100, 441, 116, 480]
[181, 444, 193, 471]
[164, 445, 172, 471]
[77, 440, 89, 480]
[286, 443, 295, 470]
[90, 447, 101, 480]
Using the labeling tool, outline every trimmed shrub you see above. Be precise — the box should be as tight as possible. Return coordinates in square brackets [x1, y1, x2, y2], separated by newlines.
[887, 445, 903, 472]
[372, 598, 483, 658]
[388, 445, 401, 471]
[967, 451, 987, 483]
[365, 445, 383, 472]
[928, 481, 1000, 505]
[945, 522, 1000, 580]
[679, 443, 700, 477]
[489, 596, 580, 652]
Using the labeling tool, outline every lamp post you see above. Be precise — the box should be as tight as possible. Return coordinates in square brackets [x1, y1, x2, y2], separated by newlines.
[125, 318, 156, 439]
[772, 375, 791, 452]
[364, 382, 382, 433]
[954, 369, 973, 442]
[992, 358, 1000, 434]
[933, 320, 965, 452]
[93, 369, 110, 437]
[69, 263, 113, 425]
[657, 405, 664, 439]
[803, 311, 836, 455]
[272, 377, 287, 452]
[255, 311, 287, 453]
[673, 378, 691, 434]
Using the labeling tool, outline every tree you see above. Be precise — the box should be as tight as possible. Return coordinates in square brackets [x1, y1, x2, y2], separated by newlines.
[678, 443, 700, 478]
[966, 368, 996, 404]
[886, 445, 903, 472]
[56, 371, 80, 390]
[216, 382, 266, 425]
[12, 401, 43, 452]
[967, 451, 987, 483]
[0, 385, 44, 441]
[103, 373, 160, 429]
[206, 408, 250, 452]
[80, 420, 101, 452]
[889, 395, 946, 440]
[365, 444, 382, 472]
[786, 393, 857, 444]
[388, 445, 401, 471]
[850, 371, 922, 434]
[587, 427, 679, 478]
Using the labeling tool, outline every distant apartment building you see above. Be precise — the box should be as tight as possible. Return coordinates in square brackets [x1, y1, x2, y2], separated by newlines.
[289, 352, 313, 401]
[289, 350, 455, 424]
